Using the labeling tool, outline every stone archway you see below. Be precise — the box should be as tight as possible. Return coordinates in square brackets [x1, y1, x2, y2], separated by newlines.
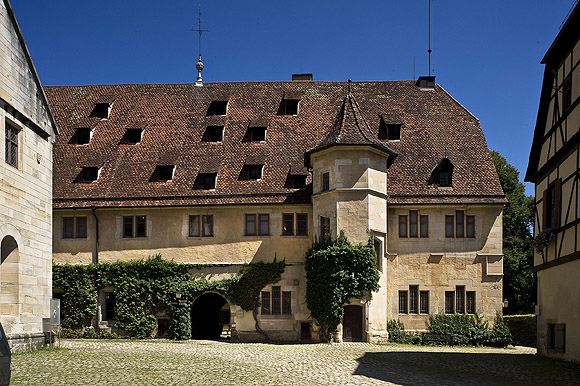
[191, 293, 230, 340]
[0, 236, 20, 320]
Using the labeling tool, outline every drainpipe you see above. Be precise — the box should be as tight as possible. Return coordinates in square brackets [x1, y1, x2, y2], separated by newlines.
[91, 206, 99, 264]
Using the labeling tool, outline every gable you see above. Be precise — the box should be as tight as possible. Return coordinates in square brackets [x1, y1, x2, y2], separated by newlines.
[0, 0, 57, 137]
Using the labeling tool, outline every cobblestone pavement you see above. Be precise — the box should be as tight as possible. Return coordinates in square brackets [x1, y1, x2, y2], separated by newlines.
[10, 340, 580, 385]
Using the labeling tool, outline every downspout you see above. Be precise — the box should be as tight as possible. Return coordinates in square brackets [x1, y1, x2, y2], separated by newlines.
[91, 206, 99, 263]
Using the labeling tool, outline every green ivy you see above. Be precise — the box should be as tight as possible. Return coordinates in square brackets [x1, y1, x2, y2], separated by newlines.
[305, 231, 380, 342]
[53, 255, 285, 340]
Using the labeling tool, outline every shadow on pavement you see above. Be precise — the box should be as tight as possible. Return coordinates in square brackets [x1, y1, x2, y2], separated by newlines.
[354, 351, 580, 386]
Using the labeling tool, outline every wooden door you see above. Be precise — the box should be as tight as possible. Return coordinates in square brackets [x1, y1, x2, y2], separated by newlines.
[343, 305, 363, 342]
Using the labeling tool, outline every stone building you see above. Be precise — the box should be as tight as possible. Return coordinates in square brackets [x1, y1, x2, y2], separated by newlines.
[0, 0, 58, 350]
[525, 2, 580, 363]
[46, 73, 505, 342]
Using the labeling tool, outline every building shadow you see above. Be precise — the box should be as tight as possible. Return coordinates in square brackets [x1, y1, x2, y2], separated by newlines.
[353, 351, 580, 385]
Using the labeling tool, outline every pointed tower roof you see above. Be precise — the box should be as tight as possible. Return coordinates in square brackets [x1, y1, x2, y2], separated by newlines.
[305, 81, 397, 167]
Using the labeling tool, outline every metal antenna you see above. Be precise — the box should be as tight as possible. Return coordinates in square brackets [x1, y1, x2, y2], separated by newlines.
[428, 0, 432, 76]
[192, 6, 209, 85]
[192, 6, 209, 61]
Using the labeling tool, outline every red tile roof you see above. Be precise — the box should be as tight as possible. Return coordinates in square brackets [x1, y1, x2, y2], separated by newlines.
[44, 81, 505, 209]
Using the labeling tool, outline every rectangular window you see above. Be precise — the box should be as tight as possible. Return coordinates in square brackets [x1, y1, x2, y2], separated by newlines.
[76, 216, 87, 238]
[466, 291, 476, 314]
[282, 291, 292, 315]
[445, 215, 454, 238]
[156, 165, 174, 182]
[261, 291, 270, 315]
[283, 99, 299, 115]
[456, 286, 465, 314]
[409, 211, 418, 238]
[409, 285, 419, 314]
[420, 215, 429, 238]
[201, 173, 217, 190]
[5, 122, 18, 168]
[126, 128, 143, 144]
[297, 214, 308, 235]
[259, 214, 269, 235]
[250, 127, 267, 142]
[245, 214, 256, 235]
[399, 215, 408, 237]
[466, 216, 475, 238]
[189, 215, 200, 237]
[420, 291, 429, 314]
[320, 216, 331, 240]
[81, 167, 99, 182]
[445, 291, 455, 314]
[562, 75, 572, 112]
[206, 126, 223, 142]
[544, 180, 561, 230]
[248, 165, 263, 180]
[207, 100, 228, 116]
[271, 286, 281, 315]
[398, 291, 408, 314]
[292, 175, 307, 189]
[322, 172, 330, 191]
[282, 214, 294, 235]
[202, 215, 213, 237]
[548, 323, 566, 353]
[76, 128, 91, 145]
[135, 216, 147, 237]
[123, 216, 134, 238]
[387, 124, 401, 140]
[63, 217, 74, 239]
[456, 211, 464, 238]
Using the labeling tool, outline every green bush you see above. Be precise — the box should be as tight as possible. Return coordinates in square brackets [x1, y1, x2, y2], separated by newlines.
[60, 328, 124, 339]
[426, 313, 512, 347]
[387, 320, 421, 345]
[504, 314, 536, 347]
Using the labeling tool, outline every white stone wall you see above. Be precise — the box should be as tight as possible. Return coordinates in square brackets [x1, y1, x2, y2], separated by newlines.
[0, 0, 55, 344]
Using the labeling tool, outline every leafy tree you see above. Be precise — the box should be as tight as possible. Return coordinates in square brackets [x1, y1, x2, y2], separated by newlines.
[490, 150, 535, 314]
[305, 231, 380, 342]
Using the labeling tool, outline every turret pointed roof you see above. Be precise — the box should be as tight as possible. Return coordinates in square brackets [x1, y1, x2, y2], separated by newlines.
[304, 82, 397, 167]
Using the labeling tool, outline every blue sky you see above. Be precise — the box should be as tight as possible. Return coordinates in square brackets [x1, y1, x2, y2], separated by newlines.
[11, 1, 579, 195]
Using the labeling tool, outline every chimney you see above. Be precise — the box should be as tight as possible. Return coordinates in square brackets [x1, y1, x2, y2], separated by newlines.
[292, 73, 313, 82]
[416, 76, 435, 90]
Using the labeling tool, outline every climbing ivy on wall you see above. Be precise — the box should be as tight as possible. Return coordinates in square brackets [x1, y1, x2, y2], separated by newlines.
[305, 231, 380, 342]
[53, 255, 285, 339]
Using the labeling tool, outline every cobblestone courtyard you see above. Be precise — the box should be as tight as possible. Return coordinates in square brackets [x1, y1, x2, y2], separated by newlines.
[10, 340, 580, 385]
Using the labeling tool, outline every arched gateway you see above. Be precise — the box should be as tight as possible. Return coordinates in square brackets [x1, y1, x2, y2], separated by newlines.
[191, 293, 230, 340]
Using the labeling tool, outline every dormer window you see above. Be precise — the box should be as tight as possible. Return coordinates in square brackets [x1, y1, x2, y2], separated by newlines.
[75, 128, 92, 145]
[207, 100, 228, 116]
[195, 173, 217, 190]
[152, 165, 174, 182]
[80, 167, 99, 182]
[250, 127, 267, 142]
[203, 126, 224, 142]
[126, 128, 143, 145]
[378, 118, 401, 140]
[291, 175, 307, 189]
[247, 165, 263, 180]
[429, 157, 454, 188]
[91, 103, 111, 119]
[282, 99, 299, 115]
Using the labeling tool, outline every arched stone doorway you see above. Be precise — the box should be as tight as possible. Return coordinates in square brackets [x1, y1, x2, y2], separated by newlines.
[343, 305, 363, 342]
[191, 293, 230, 340]
[1, 236, 19, 323]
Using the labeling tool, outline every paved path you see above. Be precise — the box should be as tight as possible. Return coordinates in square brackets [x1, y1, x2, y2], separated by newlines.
[10, 340, 580, 385]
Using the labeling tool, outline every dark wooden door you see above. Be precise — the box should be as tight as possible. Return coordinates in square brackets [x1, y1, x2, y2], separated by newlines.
[343, 305, 363, 342]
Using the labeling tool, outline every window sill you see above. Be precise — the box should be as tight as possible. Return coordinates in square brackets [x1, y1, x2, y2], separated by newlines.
[259, 314, 293, 319]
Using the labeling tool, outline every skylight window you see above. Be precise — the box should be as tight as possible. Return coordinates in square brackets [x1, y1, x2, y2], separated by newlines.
[207, 101, 228, 116]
